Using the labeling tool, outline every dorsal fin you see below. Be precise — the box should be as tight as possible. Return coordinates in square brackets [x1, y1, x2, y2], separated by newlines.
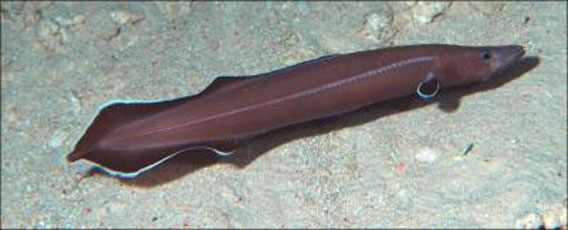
[198, 76, 256, 96]
[252, 54, 339, 78]
[91, 75, 255, 126]
[198, 54, 340, 96]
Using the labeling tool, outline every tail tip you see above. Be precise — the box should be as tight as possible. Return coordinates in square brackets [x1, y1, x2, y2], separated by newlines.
[66, 149, 85, 162]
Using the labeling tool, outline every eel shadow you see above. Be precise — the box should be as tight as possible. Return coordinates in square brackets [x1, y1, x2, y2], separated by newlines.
[88, 56, 539, 187]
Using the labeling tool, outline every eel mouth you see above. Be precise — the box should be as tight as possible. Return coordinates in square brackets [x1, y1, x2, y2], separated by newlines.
[495, 45, 526, 73]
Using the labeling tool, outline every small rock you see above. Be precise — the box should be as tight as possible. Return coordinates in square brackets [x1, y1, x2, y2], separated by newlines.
[358, 12, 397, 43]
[5, 105, 22, 124]
[154, 2, 193, 21]
[412, 2, 451, 24]
[296, 1, 310, 15]
[514, 212, 543, 229]
[72, 15, 86, 25]
[48, 129, 68, 148]
[33, 220, 47, 228]
[469, 2, 505, 16]
[110, 11, 144, 25]
[396, 188, 412, 208]
[107, 202, 125, 214]
[69, 91, 83, 115]
[415, 147, 438, 163]
[541, 203, 568, 228]
[53, 15, 85, 27]
[460, 143, 474, 156]
[37, 20, 60, 39]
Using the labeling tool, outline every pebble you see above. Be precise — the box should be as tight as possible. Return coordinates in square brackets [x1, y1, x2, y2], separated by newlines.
[415, 147, 439, 163]
[48, 129, 68, 148]
[110, 11, 145, 25]
[396, 188, 412, 209]
[359, 12, 397, 43]
[469, 2, 505, 16]
[460, 143, 474, 156]
[541, 203, 568, 228]
[37, 20, 60, 39]
[53, 15, 85, 27]
[69, 90, 83, 115]
[514, 212, 542, 229]
[412, 2, 451, 24]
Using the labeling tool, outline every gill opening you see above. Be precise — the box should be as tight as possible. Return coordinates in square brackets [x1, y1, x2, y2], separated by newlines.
[416, 78, 440, 100]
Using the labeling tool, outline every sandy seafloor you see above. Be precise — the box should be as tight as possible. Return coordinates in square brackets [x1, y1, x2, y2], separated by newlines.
[1, 2, 566, 228]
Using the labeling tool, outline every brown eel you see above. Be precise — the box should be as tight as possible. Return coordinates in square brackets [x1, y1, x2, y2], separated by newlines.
[67, 44, 525, 177]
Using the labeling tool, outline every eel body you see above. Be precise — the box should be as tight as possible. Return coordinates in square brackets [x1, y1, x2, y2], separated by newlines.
[67, 44, 525, 176]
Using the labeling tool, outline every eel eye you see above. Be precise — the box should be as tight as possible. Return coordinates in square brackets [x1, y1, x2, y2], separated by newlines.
[482, 50, 492, 60]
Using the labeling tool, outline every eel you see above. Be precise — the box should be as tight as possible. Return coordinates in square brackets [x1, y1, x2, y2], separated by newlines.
[66, 44, 525, 177]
